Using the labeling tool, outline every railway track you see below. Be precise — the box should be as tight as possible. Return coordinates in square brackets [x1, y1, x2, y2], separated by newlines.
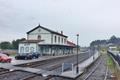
[19, 53, 91, 80]
[0, 68, 9, 72]
[0, 52, 92, 80]
[83, 58, 103, 80]
[0, 70, 35, 80]
[0, 68, 45, 80]
[34, 53, 89, 69]
[77, 54, 112, 80]
[0, 68, 10, 75]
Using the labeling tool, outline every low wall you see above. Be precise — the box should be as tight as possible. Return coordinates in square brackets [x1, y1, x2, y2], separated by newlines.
[107, 50, 120, 70]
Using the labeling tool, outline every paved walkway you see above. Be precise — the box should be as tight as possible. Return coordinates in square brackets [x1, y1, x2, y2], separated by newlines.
[10, 51, 88, 65]
[10, 54, 77, 65]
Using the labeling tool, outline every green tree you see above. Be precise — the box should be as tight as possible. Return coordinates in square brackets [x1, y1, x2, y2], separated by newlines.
[0, 41, 12, 49]
[12, 38, 26, 49]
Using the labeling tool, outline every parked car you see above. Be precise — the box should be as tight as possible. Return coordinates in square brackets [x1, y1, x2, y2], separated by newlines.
[0, 53, 12, 63]
[15, 52, 40, 60]
[0, 52, 9, 56]
[15, 53, 31, 60]
[31, 52, 40, 59]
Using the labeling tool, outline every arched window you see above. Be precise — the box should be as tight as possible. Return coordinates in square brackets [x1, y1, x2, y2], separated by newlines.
[30, 47, 34, 52]
[58, 37, 60, 43]
[64, 38, 66, 44]
[54, 36, 57, 43]
[20, 47, 24, 53]
[38, 35, 41, 40]
[61, 38, 63, 43]
[25, 47, 29, 53]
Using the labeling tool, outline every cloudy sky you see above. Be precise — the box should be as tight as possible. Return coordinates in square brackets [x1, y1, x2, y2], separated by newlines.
[0, 0, 120, 46]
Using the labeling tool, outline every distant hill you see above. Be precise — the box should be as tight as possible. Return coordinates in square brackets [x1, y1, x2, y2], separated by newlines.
[90, 35, 120, 47]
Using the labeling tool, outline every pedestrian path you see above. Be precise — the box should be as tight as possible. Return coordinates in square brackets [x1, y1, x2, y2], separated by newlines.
[10, 56, 51, 65]
[10, 54, 76, 65]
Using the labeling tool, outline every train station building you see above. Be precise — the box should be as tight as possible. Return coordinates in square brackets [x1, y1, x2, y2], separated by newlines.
[18, 25, 76, 56]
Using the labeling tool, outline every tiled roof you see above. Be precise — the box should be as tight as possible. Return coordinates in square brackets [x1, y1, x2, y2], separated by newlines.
[27, 25, 68, 38]
[67, 41, 76, 47]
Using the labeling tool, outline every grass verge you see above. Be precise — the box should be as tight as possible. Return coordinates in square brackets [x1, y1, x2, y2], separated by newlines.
[107, 54, 120, 80]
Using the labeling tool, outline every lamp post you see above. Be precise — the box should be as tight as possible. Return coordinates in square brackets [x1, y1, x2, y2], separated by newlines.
[76, 34, 79, 74]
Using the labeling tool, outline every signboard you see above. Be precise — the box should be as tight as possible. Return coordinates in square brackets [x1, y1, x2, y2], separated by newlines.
[62, 63, 73, 72]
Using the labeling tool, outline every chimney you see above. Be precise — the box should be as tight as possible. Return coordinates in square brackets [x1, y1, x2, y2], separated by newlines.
[61, 31, 63, 34]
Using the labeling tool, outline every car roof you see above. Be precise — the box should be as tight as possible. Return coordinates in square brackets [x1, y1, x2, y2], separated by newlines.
[0, 53, 8, 57]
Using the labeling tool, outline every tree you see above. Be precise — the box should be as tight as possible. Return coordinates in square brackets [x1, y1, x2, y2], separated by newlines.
[0, 41, 12, 49]
[12, 38, 26, 49]
[108, 35, 120, 44]
[90, 40, 107, 47]
[90, 35, 120, 47]
[12, 40, 18, 49]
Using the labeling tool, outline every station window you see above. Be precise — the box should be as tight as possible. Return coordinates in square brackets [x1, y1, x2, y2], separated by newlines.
[58, 37, 60, 43]
[64, 38, 66, 44]
[38, 35, 41, 40]
[61, 38, 63, 43]
[20, 47, 24, 53]
[54, 36, 57, 43]
[25, 47, 29, 53]
[30, 47, 34, 52]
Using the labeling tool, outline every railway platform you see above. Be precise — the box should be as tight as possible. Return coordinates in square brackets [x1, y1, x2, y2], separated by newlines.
[10, 54, 77, 65]
[61, 51, 100, 79]
[0, 51, 99, 79]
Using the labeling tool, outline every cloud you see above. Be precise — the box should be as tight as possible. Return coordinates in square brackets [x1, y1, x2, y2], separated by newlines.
[0, 0, 120, 46]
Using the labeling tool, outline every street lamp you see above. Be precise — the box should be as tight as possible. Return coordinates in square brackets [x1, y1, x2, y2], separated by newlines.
[76, 34, 79, 74]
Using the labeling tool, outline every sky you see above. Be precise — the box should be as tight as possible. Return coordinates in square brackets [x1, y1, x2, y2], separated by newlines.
[0, 0, 120, 46]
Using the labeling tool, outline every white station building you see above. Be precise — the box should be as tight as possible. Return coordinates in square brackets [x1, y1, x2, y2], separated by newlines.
[18, 25, 76, 56]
